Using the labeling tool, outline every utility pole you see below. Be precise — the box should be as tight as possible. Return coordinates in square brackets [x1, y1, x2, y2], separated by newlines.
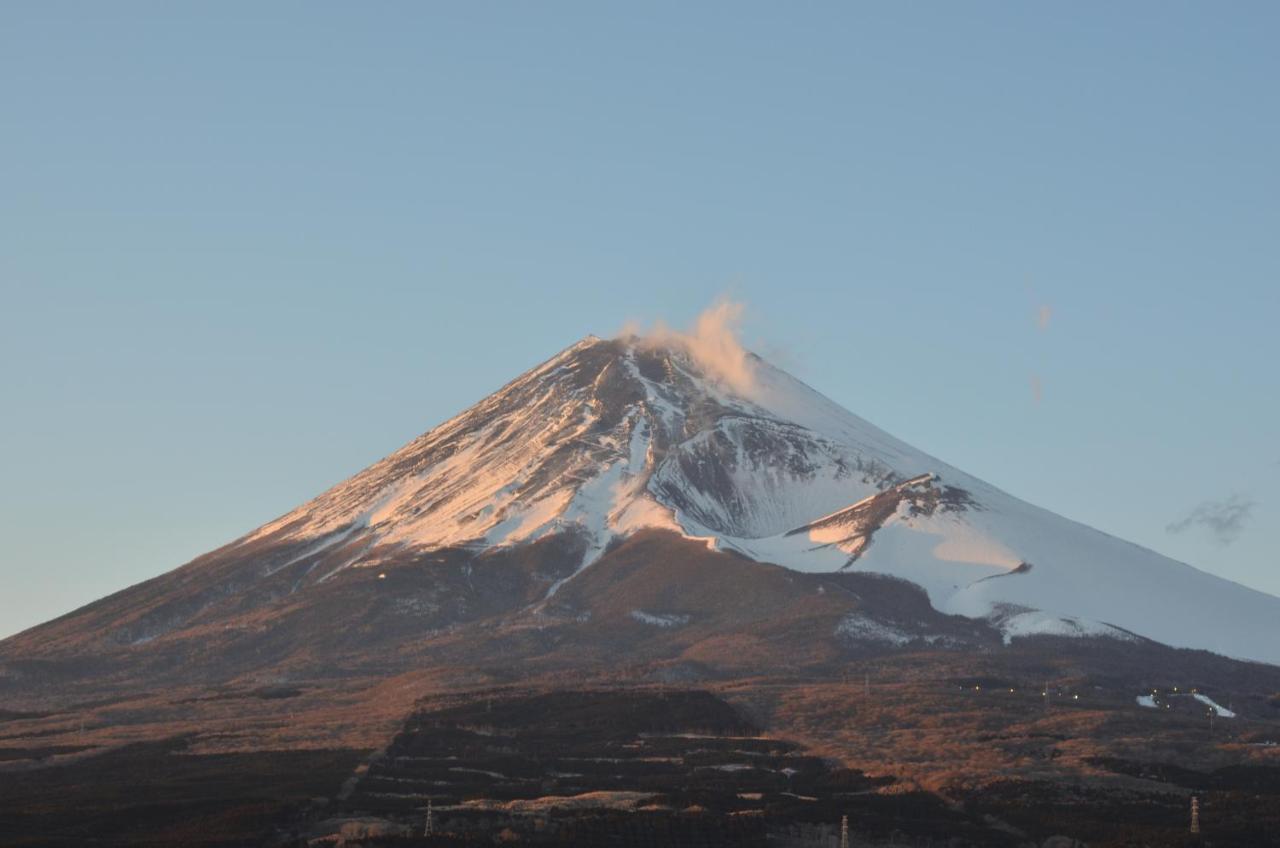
[840, 813, 849, 848]
[1190, 796, 1200, 835]
[424, 799, 434, 837]
[863, 672, 869, 698]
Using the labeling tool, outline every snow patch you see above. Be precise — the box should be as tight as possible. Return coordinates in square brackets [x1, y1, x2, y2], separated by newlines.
[1192, 693, 1236, 718]
[994, 609, 1134, 646]
[835, 614, 914, 647]
[630, 610, 690, 628]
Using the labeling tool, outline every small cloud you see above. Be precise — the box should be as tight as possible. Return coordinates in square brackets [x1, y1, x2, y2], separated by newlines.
[622, 296, 757, 395]
[1166, 495, 1255, 546]
[1036, 304, 1052, 331]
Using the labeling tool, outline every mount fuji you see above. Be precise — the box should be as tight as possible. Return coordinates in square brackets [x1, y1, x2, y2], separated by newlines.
[6, 327, 1280, 847]
[6, 332, 1277, 673]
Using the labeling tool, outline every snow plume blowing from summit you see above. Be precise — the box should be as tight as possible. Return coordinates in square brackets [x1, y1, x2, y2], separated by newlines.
[622, 298, 758, 395]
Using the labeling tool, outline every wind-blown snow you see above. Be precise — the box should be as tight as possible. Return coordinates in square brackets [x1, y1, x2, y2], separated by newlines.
[628, 297, 757, 395]
[234, 334, 1280, 666]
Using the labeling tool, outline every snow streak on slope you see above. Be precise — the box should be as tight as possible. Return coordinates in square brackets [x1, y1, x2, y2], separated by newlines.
[234, 335, 1280, 666]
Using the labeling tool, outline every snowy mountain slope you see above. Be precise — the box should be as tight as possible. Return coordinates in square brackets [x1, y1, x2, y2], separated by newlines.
[211, 334, 1280, 666]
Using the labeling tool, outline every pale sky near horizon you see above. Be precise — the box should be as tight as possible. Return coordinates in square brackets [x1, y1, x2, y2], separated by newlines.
[2, 3, 1277, 639]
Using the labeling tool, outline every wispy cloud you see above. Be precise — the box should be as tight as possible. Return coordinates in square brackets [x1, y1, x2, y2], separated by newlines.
[1166, 495, 1255, 546]
[1025, 295, 1051, 401]
[622, 296, 757, 395]
[1036, 304, 1052, 331]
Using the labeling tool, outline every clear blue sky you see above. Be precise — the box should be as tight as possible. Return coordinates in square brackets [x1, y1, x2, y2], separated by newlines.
[2, 2, 1277, 638]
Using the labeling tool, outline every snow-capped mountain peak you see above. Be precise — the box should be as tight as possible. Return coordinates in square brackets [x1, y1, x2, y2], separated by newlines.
[235, 335, 1280, 665]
